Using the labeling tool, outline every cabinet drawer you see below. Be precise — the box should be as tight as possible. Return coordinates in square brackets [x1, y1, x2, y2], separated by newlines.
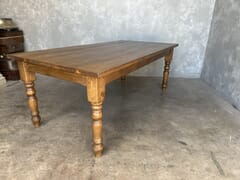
[0, 30, 23, 37]
[6, 42, 24, 53]
[0, 36, 24, 53]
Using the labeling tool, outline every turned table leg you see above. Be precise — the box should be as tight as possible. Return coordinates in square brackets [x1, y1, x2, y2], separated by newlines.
[90, 102, 103, 157]
[162, 49, 174, 92]
[24, 81, 41, 127]
[87, 77, 105, 157]
[17, 62, 41, 128]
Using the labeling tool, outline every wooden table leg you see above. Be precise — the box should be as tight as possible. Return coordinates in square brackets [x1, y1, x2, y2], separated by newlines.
[162, 49, 174, 92]
[17, 62, 41, 127]
[87, 77, 105, 157]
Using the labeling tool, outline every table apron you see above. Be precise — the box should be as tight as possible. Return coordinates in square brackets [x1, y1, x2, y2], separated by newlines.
[103, 49, 171, 84]
[26, 63, 87, 86]
[23, 48, 172, 86]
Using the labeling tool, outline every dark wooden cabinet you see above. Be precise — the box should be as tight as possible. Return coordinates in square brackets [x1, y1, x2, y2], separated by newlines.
[0, 30, 24, 80]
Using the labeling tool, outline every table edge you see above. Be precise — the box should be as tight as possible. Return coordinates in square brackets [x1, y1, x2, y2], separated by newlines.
[9, 42, 178, 79]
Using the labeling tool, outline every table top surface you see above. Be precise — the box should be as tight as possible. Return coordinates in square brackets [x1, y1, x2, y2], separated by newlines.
[11, 40, 178, 77]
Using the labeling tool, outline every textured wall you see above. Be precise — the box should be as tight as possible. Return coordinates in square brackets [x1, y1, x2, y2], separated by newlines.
[0, 0, 215, 77]
[201, 0, 240, 109]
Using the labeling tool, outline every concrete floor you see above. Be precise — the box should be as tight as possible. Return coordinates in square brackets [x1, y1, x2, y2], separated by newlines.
[0, 76, 240, 180]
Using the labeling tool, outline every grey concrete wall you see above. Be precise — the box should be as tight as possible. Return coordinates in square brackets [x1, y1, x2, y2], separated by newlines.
[201, 0, 240, 109]
[0, 0, 215, 77]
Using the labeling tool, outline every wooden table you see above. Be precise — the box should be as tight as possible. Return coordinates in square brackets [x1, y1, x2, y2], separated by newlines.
[11, 40, 178, 157]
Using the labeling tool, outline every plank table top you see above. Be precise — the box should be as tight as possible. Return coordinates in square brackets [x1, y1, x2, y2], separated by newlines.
[12, 40, 177, 77]
[10, 40, 178, 157]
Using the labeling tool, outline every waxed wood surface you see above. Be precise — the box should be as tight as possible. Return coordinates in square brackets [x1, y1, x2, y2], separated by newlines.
[11, 40, 178, 157]
[11, 41, 177, 77]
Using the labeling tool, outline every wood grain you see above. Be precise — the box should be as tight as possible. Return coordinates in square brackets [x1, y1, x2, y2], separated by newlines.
[11, 41, 177, 78]
[12, 40, 178, 157]
[162, 49, 174, 92]
[87, 77, 105, 157]
[17, 61, 40, 127]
